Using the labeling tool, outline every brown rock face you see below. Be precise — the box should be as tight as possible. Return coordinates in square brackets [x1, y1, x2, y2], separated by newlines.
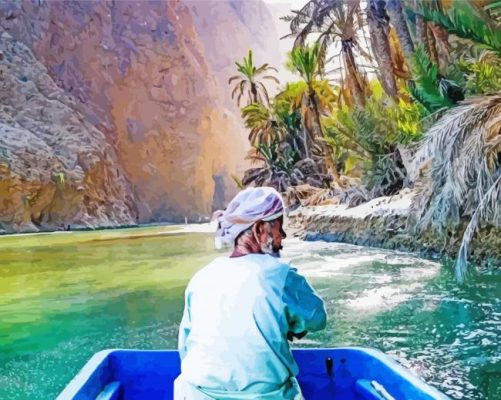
[0, 31, 136, 232]
[0, 0, 281, 230]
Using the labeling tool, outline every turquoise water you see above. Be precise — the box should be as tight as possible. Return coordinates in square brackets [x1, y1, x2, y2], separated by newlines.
[0, 228, 499, 399]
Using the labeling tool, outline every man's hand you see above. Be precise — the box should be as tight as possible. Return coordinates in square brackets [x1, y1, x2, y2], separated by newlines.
[287, 331, 308, 341]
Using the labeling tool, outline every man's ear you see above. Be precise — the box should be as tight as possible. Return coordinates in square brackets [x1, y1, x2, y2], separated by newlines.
[252, 220, 264, 240]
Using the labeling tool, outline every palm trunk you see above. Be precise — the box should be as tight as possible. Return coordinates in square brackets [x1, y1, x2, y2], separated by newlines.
[342, 40, 366, 109]
[300, 94, 310, 159]
[386, 0, 415, 59]
[367, 0, 398, 98]
[309, 88, 338, 179]
[428, 23, 450, 73]
[308, 89, 323, 142]
[426, 22, 439, 66]
[250, 83, 258, 103]
[415, 13, 430, 55]
[292, 136, 303, 159]
[302, 125, 310, 160]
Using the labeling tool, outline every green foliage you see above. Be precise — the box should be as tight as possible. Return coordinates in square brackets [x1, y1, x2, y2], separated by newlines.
[276, 145, 301, 173]
[235, 50, 255, 80]
[457, 51, 501, 95]
[327, 105, 393, 192]
[256, 143, 278, 169]
[235, 0, 497, 204]
[417, 1, 501, 54]
[327, 81, 424, 151]
[394, 98, 427, 144]
[241, 103, 271, 129]
[280, 109, 301, 135]
[275, 78, 337, 162]
[410, 95, 501, 281]
[275, 82, 308, 117]
[229, 50, 279, 106]
[276, 80, 337, 115]
[233, 50, 279, 83]
[287, 43, 322, 83]
[52, 172, 65, 188]
[247, 142, 298, 174]
[408, 46, 455, 113]
[242, 141, 303, 191]
[342, 153, 359, 175]
[231, 174, 244, 190]
[324, 81, 425, 194]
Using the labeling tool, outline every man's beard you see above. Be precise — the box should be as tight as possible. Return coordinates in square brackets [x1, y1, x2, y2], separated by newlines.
[261, 241, 282, 258]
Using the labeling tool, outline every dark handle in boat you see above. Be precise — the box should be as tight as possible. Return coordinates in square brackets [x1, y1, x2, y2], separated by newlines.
[325, 357, 334, 377]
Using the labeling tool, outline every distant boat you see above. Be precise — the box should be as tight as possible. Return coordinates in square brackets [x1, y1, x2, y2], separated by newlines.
[57, 347, 449, 399]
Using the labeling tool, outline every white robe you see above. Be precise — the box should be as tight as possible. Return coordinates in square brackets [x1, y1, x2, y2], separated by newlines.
[175, 254, 326, 399]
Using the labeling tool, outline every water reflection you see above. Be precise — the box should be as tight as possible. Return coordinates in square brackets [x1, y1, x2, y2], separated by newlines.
[0, 232, 499, 399]
[283, 239, 500, 399]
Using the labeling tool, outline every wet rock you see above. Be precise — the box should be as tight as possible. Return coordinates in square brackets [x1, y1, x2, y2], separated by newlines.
[288, 190, 501, 266]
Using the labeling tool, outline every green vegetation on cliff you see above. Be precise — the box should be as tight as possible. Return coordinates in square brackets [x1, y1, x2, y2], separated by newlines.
[232, 0, 501, 280]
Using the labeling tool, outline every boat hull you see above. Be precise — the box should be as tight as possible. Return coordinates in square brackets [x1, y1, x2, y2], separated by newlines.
[57, 347, 449, 399]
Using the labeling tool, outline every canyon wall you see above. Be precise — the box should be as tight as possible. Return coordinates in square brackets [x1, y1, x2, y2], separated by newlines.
[0, 29, 136, 232]
[0, 0, 283, 231]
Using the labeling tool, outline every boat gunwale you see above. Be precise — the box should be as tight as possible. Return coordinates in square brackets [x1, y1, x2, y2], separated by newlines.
[57, 347, 450, 400]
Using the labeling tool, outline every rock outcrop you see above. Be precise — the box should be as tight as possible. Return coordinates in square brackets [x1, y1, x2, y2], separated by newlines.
[0, 0, 282, 231]
[287, 190, 501, 266]
[0, 30, 136, 232]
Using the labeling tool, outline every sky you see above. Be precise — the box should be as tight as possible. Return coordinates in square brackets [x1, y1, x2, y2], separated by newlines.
[262, 0, 308, 84]
[263, 0, 374, 86]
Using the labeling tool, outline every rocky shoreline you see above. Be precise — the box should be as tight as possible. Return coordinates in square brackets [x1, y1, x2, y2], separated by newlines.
[286, 190, 501, 268]
[3, 189, 499, 270]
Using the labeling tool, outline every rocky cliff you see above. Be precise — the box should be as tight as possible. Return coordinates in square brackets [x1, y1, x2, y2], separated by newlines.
[0, 30, 137, 232]
[0, 0, 282, 232]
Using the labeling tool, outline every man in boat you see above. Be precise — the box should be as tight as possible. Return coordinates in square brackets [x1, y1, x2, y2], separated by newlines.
[174, 187, 327, 400]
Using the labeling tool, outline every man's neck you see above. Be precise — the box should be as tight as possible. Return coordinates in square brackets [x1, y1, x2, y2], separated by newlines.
[231, 242, 262, 258]
[231, 232, 262, 258]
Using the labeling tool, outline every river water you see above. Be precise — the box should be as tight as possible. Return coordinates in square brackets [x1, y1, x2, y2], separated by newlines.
[0, 227, 499, 399]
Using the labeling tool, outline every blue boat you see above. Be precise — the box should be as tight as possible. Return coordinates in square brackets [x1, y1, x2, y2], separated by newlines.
[57, 347, 449, 400]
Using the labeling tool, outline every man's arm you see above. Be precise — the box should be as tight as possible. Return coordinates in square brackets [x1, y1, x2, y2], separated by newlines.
[178, 289, 192, 360]
[282, 268, 327, 339]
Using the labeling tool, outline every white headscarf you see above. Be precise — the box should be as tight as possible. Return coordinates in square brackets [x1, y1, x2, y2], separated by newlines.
[213, 187, 285, 249]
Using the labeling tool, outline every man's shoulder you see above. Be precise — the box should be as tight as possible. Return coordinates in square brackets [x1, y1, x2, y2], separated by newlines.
[246, 254, 292, 270]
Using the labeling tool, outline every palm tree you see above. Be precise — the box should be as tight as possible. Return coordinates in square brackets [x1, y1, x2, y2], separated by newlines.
[240, 103, 285, 147]
[279, 80, 338, 159]
[282, 0, 368, 109]
[228, 50, 279, 106]
[366, 0, 398, 97]
[408, 45, 457, 113]
[386, 0, 415, 59]
[286, 44, 338, 174]
[242, 142, 330, 192]
[428, 22, 450, 74]
[243, 143, 279, 183]
[413, 1, 431, 55]
[410, 94, 501, 282]
[416, 0, 501, 54]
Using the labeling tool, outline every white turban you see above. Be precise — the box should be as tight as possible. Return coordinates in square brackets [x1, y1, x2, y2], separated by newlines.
[213, 187, 285, 249]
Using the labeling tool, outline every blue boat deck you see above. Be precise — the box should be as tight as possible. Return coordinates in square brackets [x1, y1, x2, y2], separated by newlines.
[57, 347, 450, 400]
